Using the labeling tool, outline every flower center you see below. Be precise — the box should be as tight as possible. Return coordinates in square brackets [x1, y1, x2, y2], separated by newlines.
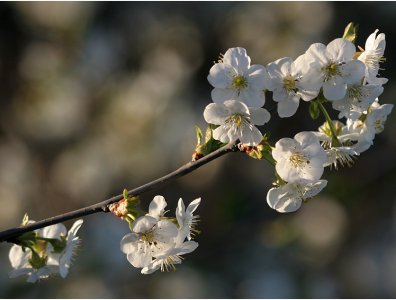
[283, 75, 297, 92]
[289, 152, 310, 168]
[348, 86, 366, 102]
[232, 75, 248, 90]
[322, 62, 342, 81]
[141, 231, 155, 244]
[227, 113, 248, 128]
[365, 54, 386, 71]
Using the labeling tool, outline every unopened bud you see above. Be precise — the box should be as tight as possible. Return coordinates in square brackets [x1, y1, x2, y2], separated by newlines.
[109, 189, 140, 221]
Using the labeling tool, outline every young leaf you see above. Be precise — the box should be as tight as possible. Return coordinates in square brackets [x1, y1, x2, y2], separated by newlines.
[309, 101, 320, 120]
[343, 22, 359, 44]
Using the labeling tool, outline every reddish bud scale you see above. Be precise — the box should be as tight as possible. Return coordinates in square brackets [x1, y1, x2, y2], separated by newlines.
[109, 198, 128, 218]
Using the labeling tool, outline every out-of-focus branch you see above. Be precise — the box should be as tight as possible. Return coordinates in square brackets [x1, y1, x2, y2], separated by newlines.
[0, 141, 239, 243]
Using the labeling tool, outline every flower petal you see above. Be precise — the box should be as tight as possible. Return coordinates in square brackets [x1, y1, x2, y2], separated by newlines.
[277, 94, 300, 118]
[203, 103, 229, 125]
[249, 107, 271, 125]
[120, 233, 139, 254]
[40, 223, 67, 239]
[239, 125, 263, 146]
[238, 88, 265, 107]
[341, 60, 365, 84]
[323, 76, 347, 101]
[207, 63, 235, 88]
[211, 88, 238, 104]
[266, 186, 302, 213]
[132, 216, 157, 234]
[223, 47, 251, 73]
[326, 38, 356, 62]
[246, 64, 268, 90]
[148, 195, 167, 219]
[223, 99, 249, 115]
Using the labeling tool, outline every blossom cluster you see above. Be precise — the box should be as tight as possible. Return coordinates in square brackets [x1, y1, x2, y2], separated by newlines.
[119, 195, 200, 274]
[8, 216, 83, 283]
[203, 26, 392, 213]
[6, 24, 393, 283]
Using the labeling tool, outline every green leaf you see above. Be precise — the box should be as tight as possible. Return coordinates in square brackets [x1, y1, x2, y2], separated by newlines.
[342, 22, 358, 44]
[309, 101, 320, 120]
[22, 213, 29, 226]
[195, 125, 203, 146]
[192, 125, 226, 161]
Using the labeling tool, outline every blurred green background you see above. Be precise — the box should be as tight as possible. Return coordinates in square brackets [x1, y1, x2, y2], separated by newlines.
[0, 2, 396, 298]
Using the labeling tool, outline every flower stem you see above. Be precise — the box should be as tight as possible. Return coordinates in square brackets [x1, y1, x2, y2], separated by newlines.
[316, 101, 341, 147]
[0, 141, 239, 243]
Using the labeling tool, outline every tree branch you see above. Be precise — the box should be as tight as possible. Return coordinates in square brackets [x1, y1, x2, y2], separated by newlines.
[0, 142, 239, 243]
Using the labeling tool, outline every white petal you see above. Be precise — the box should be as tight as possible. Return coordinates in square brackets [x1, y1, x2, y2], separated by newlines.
[223, 47, 250, 73]
[67, 219, 83, 240]
[272, 87, 289, 103]
[249, 107, 270, 125]
[9, 268, 31, 279]
[154, 220, 178, 242]
[238, 88, 265, 107]
[127, 247, 152, 268]
[120, 233, 139, 254]
[211, 88, 238, 104]
[277, 94, 300, 118]
[207, 63, 234, 88]
[246, 64, 269, 90]
[326, 38, 356, 62]
[40, 223, 67, 239]
[341, 60, 365, 84]
[323, 76, 347, 101]
[304, 180, 328, 198]
[239, 125, 263, 146]
[203, 103, 229, 125]
[272, 138, 298, 162]
[212, 126, 230, 144]
[132, 216, 157, 233]
[305, 43, 329, 66]
[266, 186, 302, 213]
[141, 263, 160, 274]
[9, 245, 29, 269]
[298, 88, 319, 102]
[176, 198, 186, 228]
[148, 195, 167, 219]
[294, 131, 320, 149]
[223, 99, 249, 115]
[178, 241, 199, 255]
[186, 198, 201, 215]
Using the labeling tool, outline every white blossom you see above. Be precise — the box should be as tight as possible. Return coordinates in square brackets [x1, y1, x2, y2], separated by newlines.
[8, 245, 58, 283]
[203, 99, 270, 146]
[120, 196, 200, 274]
[267, 180, 327, 213]
[304, 38, 365, 101]
[50, 219, 83, 278]
[358, 29, 387, 85]
[141, 241, 198, 274]
[272, 131, 327, 183]
[267, 56, 320, 118]
[208, 47, 270, 107]
[120, 215, 178, 269]
[332, 81, 383, 121]
[176, 198, 200, 241]
[346, 99, 393, 144]
[8, 220, 83, 283]
[147, 195, 167, 220]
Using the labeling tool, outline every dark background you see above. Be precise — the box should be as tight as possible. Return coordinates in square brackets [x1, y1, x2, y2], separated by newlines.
[0, 2, 396, 298]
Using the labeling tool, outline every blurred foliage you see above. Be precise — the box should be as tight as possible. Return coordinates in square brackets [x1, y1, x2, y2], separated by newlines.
[0, 2, 396, 298]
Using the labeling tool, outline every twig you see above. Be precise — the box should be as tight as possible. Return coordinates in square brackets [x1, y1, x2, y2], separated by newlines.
[0, 142, 239, 243]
